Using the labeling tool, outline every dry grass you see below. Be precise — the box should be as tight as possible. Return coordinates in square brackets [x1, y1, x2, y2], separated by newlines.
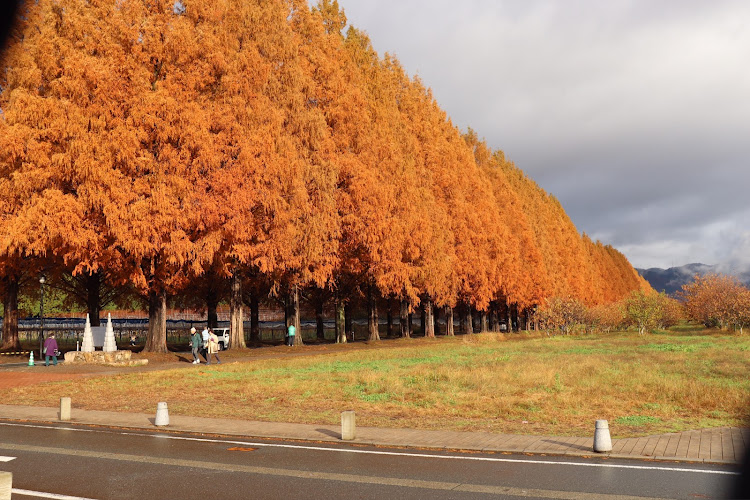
[5, 329, 749, 437]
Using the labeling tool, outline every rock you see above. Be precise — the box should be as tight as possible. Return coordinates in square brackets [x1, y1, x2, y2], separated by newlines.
[63, 350, 148, 367]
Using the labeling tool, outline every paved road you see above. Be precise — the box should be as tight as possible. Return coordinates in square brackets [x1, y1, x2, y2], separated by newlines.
[0, 421, 739, 499]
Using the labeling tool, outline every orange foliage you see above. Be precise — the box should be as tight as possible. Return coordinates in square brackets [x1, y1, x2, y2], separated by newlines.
[680, 274, 750, 331]
[0, 0, 648, 349]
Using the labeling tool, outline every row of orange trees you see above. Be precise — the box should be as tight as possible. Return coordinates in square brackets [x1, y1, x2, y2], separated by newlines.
[536, 273, 750, 335]
[0, 0, 648, 351]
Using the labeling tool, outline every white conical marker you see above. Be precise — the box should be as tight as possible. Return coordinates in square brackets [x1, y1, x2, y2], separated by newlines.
[81, 314, 95, 352]
[103, 313, 117, 352]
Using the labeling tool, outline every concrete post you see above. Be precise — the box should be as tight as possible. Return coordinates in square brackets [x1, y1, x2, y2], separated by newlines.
[593, 419, 612, 452]
[341, 410, 356, 440]
[155, 402, 169, 426]
[60, 397, 71, 421]
[0, 471, 11, 500]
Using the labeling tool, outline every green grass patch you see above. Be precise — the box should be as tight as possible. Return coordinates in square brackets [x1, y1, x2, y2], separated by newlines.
[6, 328, 749, 438]
[615, 415, 662, 426]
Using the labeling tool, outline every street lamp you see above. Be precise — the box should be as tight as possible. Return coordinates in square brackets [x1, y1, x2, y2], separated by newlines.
[39, 274, 46, 358]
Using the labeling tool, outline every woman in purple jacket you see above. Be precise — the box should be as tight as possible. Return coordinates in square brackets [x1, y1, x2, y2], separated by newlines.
[43, 334, 59, 366]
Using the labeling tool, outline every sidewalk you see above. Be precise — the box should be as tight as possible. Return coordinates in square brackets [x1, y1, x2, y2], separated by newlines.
[0, 404, 745, 465]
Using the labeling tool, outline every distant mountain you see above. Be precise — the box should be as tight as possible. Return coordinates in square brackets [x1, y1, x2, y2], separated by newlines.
[637, 263, 750, 295]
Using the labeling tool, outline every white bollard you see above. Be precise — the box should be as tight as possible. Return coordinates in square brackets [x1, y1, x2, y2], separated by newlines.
[60, 397, 71, 421]
[0, 471, 12, 500]
[593, 419, 612, 453]
[154, 402, 169, 426]
[341, 410, 356, 440]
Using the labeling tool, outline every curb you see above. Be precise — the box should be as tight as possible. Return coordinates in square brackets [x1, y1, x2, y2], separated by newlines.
[0, 414, 740, 466]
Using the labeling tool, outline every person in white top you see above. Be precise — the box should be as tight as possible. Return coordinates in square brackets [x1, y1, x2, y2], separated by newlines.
[201, 327, 209, 360]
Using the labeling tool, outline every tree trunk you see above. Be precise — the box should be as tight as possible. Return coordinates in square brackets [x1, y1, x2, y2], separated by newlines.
[420, 305, 426, 336]
[1, 275, 20, 351]
[445, 306, 454, 336]
[345, 303, 352, 341]
[524, 308, 530, 331]
[229, 270, 246, 349]
[316, 299, 325, 341]
[145, 289, 168, 353]
[206, 286, 219, 330]
[480, 310, 488, 332]
[400, 298, 410, 338]
[335, 296, 346, 343]
[86, 271, 101, 327]
[462, 306, 473, 335]
[386, 300, 393, 338]
[489, 304, 498, 332]
[424, 296, 435, 338]
[433, 305, 441, 336]
[505, 300, 513, 333]
[291, 284, 303, 346]
[367, 285, 380, 341]
[284, 294, 290, 337]
[249, 293, 260, 344]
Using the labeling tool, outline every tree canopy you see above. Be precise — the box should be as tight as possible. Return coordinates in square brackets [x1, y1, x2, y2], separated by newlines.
[0, 0, 650, 350]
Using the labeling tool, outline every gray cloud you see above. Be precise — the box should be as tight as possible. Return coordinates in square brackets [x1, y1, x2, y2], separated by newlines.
[339, 0, 750, 269]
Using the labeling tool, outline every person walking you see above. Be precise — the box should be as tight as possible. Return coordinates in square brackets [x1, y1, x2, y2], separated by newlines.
[43, 333, 59, 366]
[190, 327, 203, 364]
[206, 328, 221, 365]
[286, 323, 296, 346]
[201, 327, 209, 361]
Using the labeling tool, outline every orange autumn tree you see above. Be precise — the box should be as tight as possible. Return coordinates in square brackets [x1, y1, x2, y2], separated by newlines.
[182, 0, 341, 348]
[465, 132, 543, 328]
[680, 274, 750, 331]
[0, 0, 125, 344]
[327, 26, 421, 341]
[1, 0, 218, 352]
[1, 0, 653, 350]
[393, 71, 458, 336]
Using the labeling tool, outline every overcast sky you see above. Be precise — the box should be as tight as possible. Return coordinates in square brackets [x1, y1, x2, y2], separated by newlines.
[337, 0, 750, 271]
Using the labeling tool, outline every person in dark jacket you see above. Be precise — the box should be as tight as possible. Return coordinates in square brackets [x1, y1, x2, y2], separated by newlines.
[190, 327, 203, 364]
[43, 334, 59, 366]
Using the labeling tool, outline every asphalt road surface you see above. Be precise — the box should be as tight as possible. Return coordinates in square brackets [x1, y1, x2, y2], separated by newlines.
[0, 420, 740, 499]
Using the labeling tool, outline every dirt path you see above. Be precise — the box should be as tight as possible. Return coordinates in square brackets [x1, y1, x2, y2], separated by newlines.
[0, 371, 90, 390]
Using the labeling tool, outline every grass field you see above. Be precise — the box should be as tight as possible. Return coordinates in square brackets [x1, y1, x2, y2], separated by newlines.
[6, 329, 750, 438]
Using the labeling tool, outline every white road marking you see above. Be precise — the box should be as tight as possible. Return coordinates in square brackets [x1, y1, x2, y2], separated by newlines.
[0, 421, 739, 476]
[12, 489, 99, 500]
[0, 456, 16, 462]
[0, 443, 673, 500]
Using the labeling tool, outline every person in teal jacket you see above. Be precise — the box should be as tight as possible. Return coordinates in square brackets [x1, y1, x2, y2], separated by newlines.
[190, 327, 203, 364]
[286, 324, 296, 346]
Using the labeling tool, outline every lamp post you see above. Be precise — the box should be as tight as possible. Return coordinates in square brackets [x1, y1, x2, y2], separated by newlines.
[39, 274, 45, 358]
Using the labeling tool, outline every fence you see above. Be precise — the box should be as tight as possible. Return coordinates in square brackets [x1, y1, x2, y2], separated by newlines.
[8, 316, 461, 351]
